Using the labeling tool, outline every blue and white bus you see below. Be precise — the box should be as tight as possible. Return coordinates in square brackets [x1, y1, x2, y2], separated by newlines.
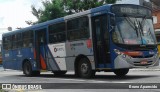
[2, 4, 159, 78]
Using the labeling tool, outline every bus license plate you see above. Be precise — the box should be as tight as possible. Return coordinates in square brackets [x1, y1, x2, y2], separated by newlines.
[140, 60, 148, 64]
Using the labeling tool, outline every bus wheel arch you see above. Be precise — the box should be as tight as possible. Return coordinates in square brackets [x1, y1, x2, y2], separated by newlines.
[22, 59, 30, 73]
[74, 55, 95, 78]
[22, 59, 40, 76]
[113, 68, 129, 77]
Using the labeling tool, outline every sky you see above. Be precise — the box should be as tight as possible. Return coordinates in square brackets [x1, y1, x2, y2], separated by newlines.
[0, 0, 44, 39]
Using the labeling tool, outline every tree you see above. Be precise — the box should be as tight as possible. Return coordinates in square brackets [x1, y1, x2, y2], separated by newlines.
[38, 0, 66, 23]
[64, 0, 116, 14]
[26, 0, 66, 24]
[27, 0, 116, 24]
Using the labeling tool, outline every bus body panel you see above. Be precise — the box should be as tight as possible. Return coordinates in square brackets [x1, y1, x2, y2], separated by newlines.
[66, 40, 95, 70]
[3, 47, 36, 70]
[48, 43, 66, 71]
[45, 47, 60, 71]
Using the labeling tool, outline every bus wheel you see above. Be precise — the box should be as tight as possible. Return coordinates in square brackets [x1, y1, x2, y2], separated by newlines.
[113, 68, 129, 77]
[78, 58, 95, 78]
[53, 71, 67, 76]
[23, 61, 33, 77]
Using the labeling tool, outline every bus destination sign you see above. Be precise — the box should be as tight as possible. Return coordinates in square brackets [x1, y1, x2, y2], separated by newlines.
[111, 5, 152, 17]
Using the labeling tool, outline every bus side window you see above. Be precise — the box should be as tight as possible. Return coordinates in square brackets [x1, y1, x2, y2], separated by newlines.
[22, 31, 33, 47]
[16, 33, 22, 48]
[67, 16, 89, 41]
[12, 35, 17, 49]
[3, 37, 9, 50]
[49, 22, 66, 44]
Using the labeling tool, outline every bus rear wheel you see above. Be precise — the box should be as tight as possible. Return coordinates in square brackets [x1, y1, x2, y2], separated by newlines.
[78, 58, 95, 78]
[113, 68, 129, 77]
[23, 61, 33, 77]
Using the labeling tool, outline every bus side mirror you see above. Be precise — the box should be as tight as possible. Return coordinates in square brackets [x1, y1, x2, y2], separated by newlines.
[108, 13, 115, 32]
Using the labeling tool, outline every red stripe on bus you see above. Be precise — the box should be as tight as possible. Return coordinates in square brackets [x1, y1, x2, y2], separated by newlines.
[34, 49, 36, 59]
[40, 54, 46, 70]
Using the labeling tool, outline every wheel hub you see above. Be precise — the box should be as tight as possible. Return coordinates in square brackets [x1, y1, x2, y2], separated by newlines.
[81, 63, 88, 74]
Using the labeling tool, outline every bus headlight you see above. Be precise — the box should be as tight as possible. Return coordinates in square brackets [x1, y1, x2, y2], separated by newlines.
[114, 49, 121, 55]
[122, 54, 126, 58]
[114, 49, 126, 58]
[114, 49, 132, 59]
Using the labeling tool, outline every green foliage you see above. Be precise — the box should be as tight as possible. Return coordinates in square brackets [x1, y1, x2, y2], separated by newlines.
[30, 0, 66, 23]
[28, 0, 117, 24]
[0, 86, 4, 92]
[39, 0, 67, 23]
[65, 0, 116, 14]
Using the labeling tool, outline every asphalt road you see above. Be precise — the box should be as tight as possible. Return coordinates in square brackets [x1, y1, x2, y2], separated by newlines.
[0, 66, 160, 92]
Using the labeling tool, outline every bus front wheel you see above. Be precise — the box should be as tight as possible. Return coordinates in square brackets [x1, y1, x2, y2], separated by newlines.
[78, 58, 95, 78]
[113, 68, 129, 77]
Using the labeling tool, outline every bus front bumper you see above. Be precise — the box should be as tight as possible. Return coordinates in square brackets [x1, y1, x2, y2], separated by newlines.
[114, 54, 159, 69]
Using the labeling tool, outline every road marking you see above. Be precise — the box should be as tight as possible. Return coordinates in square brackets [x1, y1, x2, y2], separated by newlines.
[112, 81, 131, 83]
[60, 79, 86, 82]
[53, 78, 131, 83]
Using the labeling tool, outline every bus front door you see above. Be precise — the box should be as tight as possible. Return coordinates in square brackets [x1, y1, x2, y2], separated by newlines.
[35, 28, 47, 70]
[92, 15, 111, 68]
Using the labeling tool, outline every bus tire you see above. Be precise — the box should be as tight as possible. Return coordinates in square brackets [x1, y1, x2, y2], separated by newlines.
[113, 68, 129, 77]
[78, 58, 95, 78]
[53, 71, 67, 76]
[23, 61, 33, 77]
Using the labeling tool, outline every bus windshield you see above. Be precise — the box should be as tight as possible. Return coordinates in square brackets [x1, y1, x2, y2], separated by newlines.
[112, 17, 156, 45]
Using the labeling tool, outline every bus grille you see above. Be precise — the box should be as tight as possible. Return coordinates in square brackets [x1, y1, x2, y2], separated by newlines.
[133, 61, 153, 66]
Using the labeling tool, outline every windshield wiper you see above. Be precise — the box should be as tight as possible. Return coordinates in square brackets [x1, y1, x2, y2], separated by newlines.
[134, 18, 144, 44]
[138, 21, 144, 36]
[141, 15, 147, 27]
[123, 14, 139, 37]
[138, 15, 147, 36]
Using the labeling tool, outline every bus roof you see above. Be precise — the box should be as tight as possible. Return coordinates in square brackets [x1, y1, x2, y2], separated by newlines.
[2, 17, 64, 37]
[3, 4, 146, 37]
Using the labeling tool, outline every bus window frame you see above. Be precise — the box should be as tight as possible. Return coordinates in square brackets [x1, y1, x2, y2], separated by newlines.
[48, 22, 66, 44]
[22, 31, 34, 48]
[67, 16, 90, 42]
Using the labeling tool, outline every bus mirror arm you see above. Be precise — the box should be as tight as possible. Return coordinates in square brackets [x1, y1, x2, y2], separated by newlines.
[108, 12, 116, 32]
[109, 25, 114, 32]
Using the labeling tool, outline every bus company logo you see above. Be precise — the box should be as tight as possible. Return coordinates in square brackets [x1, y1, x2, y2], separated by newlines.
[54, 47, 64, 52]
[54, 48, 57, 52]
[2, 84, 12, 89]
